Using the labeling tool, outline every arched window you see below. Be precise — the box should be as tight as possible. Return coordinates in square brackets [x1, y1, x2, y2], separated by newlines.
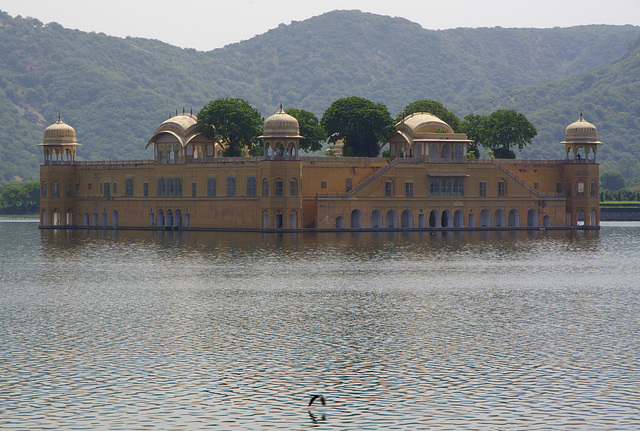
[274, 179, 284, 196]
[440, 144, 451, 163]
[263, 179, 269, 196]
[41, 181, 48, 197]
[430, 143, 439, 163]
[52, 182, 60, 198]
[577, 181, 585, 197]
[289, 179, 298, 196]
[453, 143, 463, 163]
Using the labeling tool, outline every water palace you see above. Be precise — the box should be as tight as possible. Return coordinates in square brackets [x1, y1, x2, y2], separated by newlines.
[39, 108, 601, 231]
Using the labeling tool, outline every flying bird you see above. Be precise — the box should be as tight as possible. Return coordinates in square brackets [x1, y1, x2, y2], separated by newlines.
[308, 394, 326, 407]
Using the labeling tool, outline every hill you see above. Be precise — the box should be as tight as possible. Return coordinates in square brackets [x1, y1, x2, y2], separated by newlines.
[0, 9, 639, 181]
[460, 34, 640, 178]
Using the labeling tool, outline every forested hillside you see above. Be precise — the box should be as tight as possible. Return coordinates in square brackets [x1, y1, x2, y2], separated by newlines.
[0, 9, 639, 181]
[460, 34, 640, 178]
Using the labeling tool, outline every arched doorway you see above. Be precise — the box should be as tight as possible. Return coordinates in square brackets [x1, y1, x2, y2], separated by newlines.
[174, 209, 182, 227]
[289, 211, 297, 229]
[386, 209, 398, 228]
[351, 209, 362, 229]
[494, 209, 505, 227]
[441, 209, 452, 228]
[429, 210, 440, 228]
[401, 209, 413, 228]
[508, 209, 519, 227]
[480, 209, 491, 227]
[527, 209, 538, 227]
[453, 209, 464, 227]
[370, 210, 382, 228]
[336, 216, 344, 229]
[274, 212, 283, 229]
[157, 209, 164, 227]
[166, 209, 173, 227]
[543, 215, 551, 227]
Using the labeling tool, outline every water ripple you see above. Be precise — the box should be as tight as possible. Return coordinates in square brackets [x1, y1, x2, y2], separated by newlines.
[0, 223, 639, 429]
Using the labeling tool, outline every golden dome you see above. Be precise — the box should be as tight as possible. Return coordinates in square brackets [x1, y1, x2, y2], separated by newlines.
[41, 117, 78, 146]
[398, 112, 454, 134]
[564, 113, 600, 143]
[157, 112, 198, 134]
[262, 107, 302, 138]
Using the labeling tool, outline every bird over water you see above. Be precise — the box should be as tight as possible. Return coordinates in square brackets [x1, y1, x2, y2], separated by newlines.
[309, 395, 326, 407]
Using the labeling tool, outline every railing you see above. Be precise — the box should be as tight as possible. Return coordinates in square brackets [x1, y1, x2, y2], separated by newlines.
[187, 157, 262, 164]
[45, 159, 155, 166]
[302, 156, 386, 163]
[468, 158, 596, 165]
[316, 192, 348, 198]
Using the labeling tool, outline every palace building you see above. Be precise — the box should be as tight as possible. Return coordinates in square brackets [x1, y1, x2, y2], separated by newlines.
[39, 108, 600, 231]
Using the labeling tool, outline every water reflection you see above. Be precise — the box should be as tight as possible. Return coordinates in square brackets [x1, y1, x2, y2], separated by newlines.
[2, 222, 639, 430]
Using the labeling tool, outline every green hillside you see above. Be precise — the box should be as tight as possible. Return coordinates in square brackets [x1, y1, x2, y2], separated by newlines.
[460, 34, 640, 178]
[0, 9, 639, 181]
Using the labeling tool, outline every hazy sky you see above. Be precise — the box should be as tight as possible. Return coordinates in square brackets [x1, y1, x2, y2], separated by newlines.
[1, 0, 639, 51]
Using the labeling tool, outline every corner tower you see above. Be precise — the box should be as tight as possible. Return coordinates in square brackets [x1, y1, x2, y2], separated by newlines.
[39, 116, 81, 164]
[561, 113, 601, 227]
[561, 113, 601, 162]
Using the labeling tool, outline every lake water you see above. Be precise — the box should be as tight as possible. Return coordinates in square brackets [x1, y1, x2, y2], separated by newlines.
[1, 221, 639, 430]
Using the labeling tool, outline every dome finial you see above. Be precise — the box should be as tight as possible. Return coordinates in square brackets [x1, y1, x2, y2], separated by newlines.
[580, 111, 584, 121]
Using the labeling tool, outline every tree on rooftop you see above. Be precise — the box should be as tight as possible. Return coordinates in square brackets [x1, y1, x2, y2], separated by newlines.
[463, 109, 537, 159]
[285, 108, 327, 153]
[321, 96, 395, 157]
[197, 98, 263, 157]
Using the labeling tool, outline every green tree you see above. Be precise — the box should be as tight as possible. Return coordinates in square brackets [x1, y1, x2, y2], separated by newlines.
[600, 171, 626, 191]
[396, 99, 462, 132]
[197, 98, 264, 157]
[461, 113, 484, 158]
[321, 96, 395, 157]
[0, 184, 28, 214]
[465, 110, 537, 159]
[285, 108, 327, 153]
